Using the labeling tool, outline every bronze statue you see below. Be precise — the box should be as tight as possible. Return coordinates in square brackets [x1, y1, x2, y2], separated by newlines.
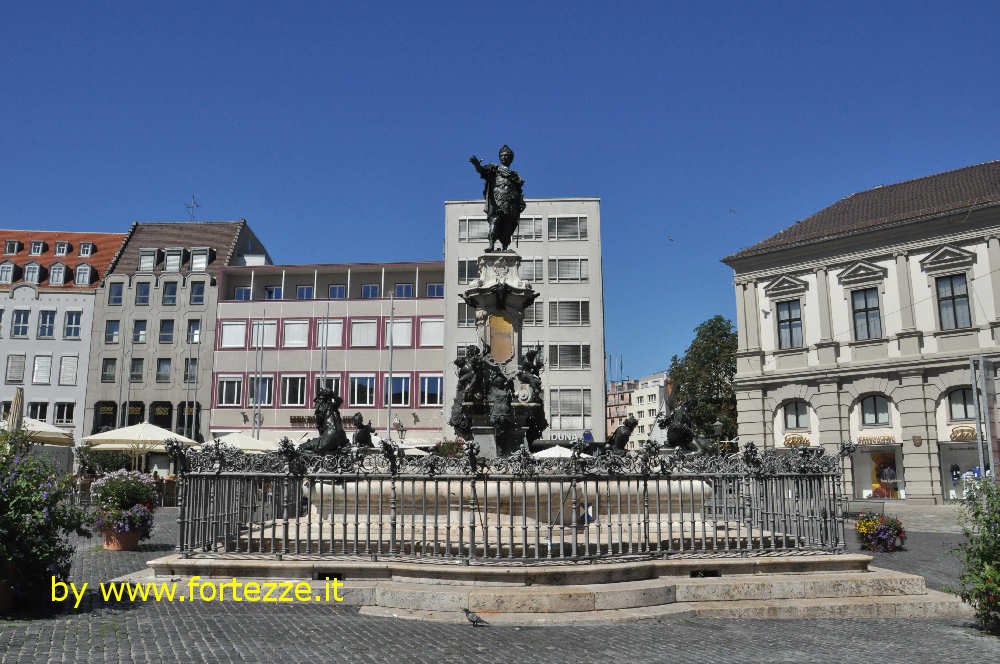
[298, 390, 348, 455]
[650, 392, 709, 458]
[469, 145, 526, 252]
[351, 412, 376, 448]
[606, 415, 638, 453]
[517, 346, 544, 404]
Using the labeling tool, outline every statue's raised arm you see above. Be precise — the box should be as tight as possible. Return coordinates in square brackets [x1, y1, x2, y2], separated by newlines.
[468, 145, 525, 252]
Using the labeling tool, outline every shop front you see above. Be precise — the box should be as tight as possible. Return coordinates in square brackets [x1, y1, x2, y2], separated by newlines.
[938, 423, 988, 501]
[850, 437, 905, 500]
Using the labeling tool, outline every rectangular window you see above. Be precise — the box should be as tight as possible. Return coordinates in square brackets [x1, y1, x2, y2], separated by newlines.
[108, 282, 123, 305]
[4, 240, 17, 254]
[5, 354, 25, 383]
[547, 257, 589, 283]
[190, 248, 209, 272]
[458, 303, 475, 327]
[129, 358, 144, 383]
[776, 299, 803, 349]
[220, 321, 246, 348]
[0, 264, 12, 283]
[317, 319, 343, 347]
[156, 358, 171, 383]
[283, 320, 309, 347]
[328, 284, 346, 299]
[281, 376, 306, 406]
[234, 286, 251, 301]
[350, 375, 376, 407]
[132, 320, 147, 343]
[250, 320, 276, 347]
[187, 319, 201, 344]
[523, 302, 544, 326]
[519, 258, 544, 283]
[395, 283, 413, 298]
[54, 242, 68, 256]
[29, 241, 43, 255]
[420, 375, 443, 406]
[550, 388, 592, 430]
[32, 355, 52, 384]
[350, 320, 377, 347]
[861, 395, 890, 426]
[155, 281, 176, 306]
[217, 377, 243, 407]
[384, 375, 410, 406]
[949, 388, 976, 420]
[190, 281, 205, 305]
[164, 249, 182, 272]
[28, 402, 48, 421]
[852, 288, 882, 340]
[548, 344, 591, 369]
[361, 284, 379, 299]
[937, 274, 972, 330]
[426, 283, 444, 298]
[101, 358, 116, 382]
[296, 285, 313, 300]
[549, 300, 590, 326]
[12, 310, 29, 337]
[138, 250, 156, 272]
[74, 265, 91, 286]
[457, 260, 479, 284]
[248, 376, 274, 406]
[183, 358, 198, 383]
[63, 311, 81, 338]
[456, 345, 469, 359]
[419, 318, 444, 346]
[54, 403, 74, 426]
[78, 242, 93, 257]
[135, 282, 150, 305]
[264, 286, 282, 300]
[517, 217, 543, 241]
[24, 264, 40, 283]
[38, 310, 56, 338]
[58, 356, 78, 385]
[105, 320, 120, 344]
[49, 265, 65, 286]
[458, 218, 489, 242]
[159, 319, 174, 343]
[315, 376, 341, 398]
[385, 319, 412, 347]
[548, 216, 588, 240]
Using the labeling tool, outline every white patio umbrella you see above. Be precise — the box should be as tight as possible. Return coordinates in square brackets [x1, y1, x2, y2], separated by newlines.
[1, 416, 74, 446]
[532, 445, 592, 459]
[214, 431, 281, 454]
[83, 421, 198, 452]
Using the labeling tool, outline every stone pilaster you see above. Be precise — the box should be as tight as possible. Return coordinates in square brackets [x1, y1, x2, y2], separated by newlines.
[894, 252, 922, 355]
[894, 372, 940, 503]
[735, 387, 766, 445]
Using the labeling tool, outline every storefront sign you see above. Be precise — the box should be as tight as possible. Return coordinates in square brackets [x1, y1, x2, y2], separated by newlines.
[950, 426, 977, 441]
[783, 434, 810, 448]
[856, 434, 895, 445]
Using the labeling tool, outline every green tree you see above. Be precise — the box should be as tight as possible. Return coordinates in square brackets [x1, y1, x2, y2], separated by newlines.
[668, 315, 738, 439]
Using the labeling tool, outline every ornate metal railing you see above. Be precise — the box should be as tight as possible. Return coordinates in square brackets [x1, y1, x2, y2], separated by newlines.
[167, 440, 850, 564]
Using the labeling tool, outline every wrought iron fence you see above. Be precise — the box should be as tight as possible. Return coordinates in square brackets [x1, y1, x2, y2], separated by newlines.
[169, 440, 849, 564]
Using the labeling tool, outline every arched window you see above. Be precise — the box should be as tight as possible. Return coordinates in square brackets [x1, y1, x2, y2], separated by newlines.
[784, 400, 809, 430]
[860, 395, 890, 426]
[949, 388, 976, 421]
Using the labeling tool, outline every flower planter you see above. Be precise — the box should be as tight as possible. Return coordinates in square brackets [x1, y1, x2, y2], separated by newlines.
[103, 529, 141, 551]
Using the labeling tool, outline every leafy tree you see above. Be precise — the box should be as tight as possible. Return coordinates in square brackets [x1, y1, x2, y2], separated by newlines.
[668, 315, 737, 439]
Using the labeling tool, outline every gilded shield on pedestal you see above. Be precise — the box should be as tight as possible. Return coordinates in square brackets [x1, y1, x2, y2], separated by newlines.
[488, 314, 514, 364]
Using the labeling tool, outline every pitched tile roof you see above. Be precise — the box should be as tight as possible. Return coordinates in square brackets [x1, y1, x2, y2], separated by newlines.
[108, 220, 254, 277]
[724, 160, 1000, 263]
[0, 230, 126, 290]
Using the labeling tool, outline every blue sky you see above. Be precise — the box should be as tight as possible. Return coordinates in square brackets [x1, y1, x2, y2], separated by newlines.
[3, 2, 1000, 378]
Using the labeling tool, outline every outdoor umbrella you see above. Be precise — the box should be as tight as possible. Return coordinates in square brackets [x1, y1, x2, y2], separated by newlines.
[214, 431, 281, 454]
[0, 416, 74, 446]
[532, 445, 592, 459]
[83, 421, 198, 452]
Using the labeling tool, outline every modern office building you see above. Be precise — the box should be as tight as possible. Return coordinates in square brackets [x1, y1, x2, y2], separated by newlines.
[84, 220, 271, 442]
[444, 198, 607, 445]
[723, 161, 1000, 503]
[1, 230, 125, 446]
[208, 261, 446, 442]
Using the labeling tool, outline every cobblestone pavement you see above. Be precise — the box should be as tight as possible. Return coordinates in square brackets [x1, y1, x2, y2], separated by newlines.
[2, 511, 997, 664]
[848, 530, 966, 591]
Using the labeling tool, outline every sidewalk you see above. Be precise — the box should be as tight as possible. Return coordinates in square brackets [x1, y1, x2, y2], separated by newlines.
[850, 501, 964, 534]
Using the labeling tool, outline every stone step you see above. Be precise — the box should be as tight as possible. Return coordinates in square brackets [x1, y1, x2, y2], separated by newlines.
[672, 568, 927, 602]
[358, 603, 698, 625]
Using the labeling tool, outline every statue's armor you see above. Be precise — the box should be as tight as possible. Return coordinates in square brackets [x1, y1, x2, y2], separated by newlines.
[490, 167, 524, 216]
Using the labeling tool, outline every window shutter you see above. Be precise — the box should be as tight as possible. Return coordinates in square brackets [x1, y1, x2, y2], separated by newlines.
[59, 356, 78, 385]
[221, 321, 246, 347]
[386, 320, 412, 346]
[419, 319, 443, 346]
[33, 356, 52, 383]
[283, 320, 309, 347]
[6, 355, 25, 382]
[251, 321, 277, 347]
[318, 320, 343, 347]
[351, 320, 376, 346]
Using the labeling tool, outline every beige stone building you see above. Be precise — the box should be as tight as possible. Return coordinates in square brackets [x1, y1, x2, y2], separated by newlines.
[625, 371, 670, 449]
[723, 161, 1000, 503]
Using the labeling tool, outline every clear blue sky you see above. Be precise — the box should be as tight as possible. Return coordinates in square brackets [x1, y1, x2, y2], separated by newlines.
[4, 2, 1000, 378]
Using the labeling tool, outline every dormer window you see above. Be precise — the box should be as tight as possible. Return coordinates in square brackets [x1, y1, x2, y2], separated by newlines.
[0, 262, 12, 283]
[54, 242, 69, 256]
[74, 264, 91, 286]
[4, 240, 17, 255]
[164, 248, 183, 272]
[23, 263, 40, 284]
[78, 242, 93, 257]
[29, 241, 44, 256]
[190, 247, 209, 272]
[49, 264, 65, 286]
[138, 249, 157, 272]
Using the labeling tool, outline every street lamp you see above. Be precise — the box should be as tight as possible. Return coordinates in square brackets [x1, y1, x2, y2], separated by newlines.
[712, 419, 724, 440]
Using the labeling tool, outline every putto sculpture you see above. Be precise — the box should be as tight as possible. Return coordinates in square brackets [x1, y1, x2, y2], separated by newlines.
[298, 389, 348, 455]
[351, 413, 376, 448]
[469, 145, 526, 252]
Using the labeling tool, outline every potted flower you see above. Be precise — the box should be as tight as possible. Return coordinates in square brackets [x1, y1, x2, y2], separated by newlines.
[90, 470, 157, 551]
[855, 510, 906, 552]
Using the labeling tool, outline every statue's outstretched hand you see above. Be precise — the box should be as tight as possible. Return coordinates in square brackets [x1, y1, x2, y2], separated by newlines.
[469, 156, 481, 166]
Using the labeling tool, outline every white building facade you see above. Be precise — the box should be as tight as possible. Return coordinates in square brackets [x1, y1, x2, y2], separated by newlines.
[723, 162, 1000, 503]
[626, 371, 670, 449]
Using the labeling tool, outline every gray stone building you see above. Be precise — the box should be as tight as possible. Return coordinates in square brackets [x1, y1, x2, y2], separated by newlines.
[1, 230, 125, 450]
[723, 161, 1000, 503]
[444, 198, 607, 445]
[83, 221, 270, 442]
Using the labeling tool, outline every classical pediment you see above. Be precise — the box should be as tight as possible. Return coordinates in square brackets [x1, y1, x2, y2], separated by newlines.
[837, 260, 887, 286]
[763, 274, 809, 298]
[919, 245, 976, 274]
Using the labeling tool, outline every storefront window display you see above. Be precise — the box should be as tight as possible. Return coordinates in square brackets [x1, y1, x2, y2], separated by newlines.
[852, 446, 905, 499]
